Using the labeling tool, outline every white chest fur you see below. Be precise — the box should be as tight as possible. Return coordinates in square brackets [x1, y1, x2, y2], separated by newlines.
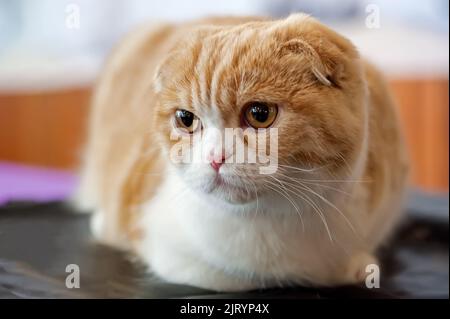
[134, 172, 363, 291]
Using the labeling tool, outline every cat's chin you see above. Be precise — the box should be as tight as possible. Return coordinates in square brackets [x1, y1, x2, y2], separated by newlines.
[193, 177, 257, 205]
[210, 189, 255, 205]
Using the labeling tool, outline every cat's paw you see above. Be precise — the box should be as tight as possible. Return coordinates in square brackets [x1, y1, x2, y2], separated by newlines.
[90, 211, 129, 249]
[344, 252, 378, 284]
[90, 211, 104, 239]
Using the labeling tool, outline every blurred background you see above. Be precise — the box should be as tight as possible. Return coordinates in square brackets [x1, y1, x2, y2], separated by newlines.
[0, 0, 448, 205]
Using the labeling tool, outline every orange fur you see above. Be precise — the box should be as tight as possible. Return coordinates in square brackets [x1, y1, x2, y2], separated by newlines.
[75, 14, 409, 289]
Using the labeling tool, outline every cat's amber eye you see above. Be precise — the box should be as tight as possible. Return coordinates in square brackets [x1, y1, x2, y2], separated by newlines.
[174, 109, 201, 133]
[244, 102, 278, 128]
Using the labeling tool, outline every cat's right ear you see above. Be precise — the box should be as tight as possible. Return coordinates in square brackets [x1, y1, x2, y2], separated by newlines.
[153, 51, 175, 94]
[153, 63, 165, 94]
[153, 51, 179, 94]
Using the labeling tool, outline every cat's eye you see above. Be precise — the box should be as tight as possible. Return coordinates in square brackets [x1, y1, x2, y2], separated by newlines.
[174, 109, 201, 133]
[244, 102, 278, 128]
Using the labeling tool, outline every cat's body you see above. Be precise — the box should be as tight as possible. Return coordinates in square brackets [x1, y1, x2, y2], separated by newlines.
[76, 14, 409, 291]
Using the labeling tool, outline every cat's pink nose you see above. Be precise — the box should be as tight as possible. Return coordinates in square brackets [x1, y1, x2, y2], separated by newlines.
[210, 156, 225, 172]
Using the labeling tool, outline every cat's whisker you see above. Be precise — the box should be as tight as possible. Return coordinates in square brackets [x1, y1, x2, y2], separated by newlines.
[294, 191, 333, 243]
[264, 183, 305, 231]
[276, 177, 356, 234]
[300, 183, 356, 234]
[277, 163, 327, 173]
[336, 152, 353, 176]
[249, 179, 260, 221]
[263, 180, 305, 231]
[276, 172, 353, 197]
[274, 162, 372, 184]
[264, 179, 300, 212]
[269, 175, 332, 242]
[298, 180, 352, 196]
[280, 176, 371, 183]
[241, 176, 252, 202]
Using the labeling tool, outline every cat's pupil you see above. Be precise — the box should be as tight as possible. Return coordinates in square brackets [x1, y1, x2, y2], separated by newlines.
[178, 110, 194, 127]
[250, 103, 269, 122]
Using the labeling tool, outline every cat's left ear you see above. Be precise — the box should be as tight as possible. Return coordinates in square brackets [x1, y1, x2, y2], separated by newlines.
[279, 38, 337, 87]
[279, 14, 361, 88]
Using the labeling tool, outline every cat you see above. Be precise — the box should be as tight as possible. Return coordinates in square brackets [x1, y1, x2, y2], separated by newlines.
[75, 13, 409, 291]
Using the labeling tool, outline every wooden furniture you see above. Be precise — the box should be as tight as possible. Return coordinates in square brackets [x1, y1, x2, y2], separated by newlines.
[0, 88, 90, 171]
[0, 78, 448, 192]
[393, 78, 449, 192]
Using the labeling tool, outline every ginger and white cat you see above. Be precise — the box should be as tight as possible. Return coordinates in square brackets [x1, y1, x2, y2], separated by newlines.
[76, 14, 409, 291]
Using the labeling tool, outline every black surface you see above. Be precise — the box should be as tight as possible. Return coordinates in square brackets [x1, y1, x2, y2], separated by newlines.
[0, 197, 448, 299]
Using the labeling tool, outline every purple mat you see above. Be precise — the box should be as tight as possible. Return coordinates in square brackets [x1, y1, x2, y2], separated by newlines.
[0, 161, 76, 205]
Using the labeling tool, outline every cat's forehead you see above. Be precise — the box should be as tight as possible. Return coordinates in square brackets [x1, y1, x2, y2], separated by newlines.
[169, 24, 283, 118]
[187, 22, 277, 57]
[157, 15, 330, 125]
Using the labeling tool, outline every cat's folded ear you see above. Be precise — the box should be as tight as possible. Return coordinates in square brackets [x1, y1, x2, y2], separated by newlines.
[278, 13, 361, 88]
[153, 51, 179, 94]
[153, 64, 164, 94]
[153, 59, 169, 94]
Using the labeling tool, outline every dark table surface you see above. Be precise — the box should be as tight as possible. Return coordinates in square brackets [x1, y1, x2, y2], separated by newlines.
[0, 192, 448, 299]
